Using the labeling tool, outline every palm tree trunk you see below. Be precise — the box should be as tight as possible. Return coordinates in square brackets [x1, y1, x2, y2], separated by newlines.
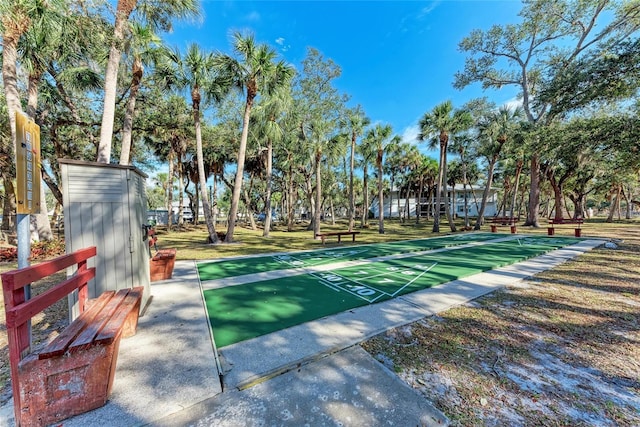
[416, 179, 424, 224]
[474, 157, 498, 230]
[120, 58, 143, 165]
[26, 74, 53, 241]
[226, 96, 253, 242]
[98, 2, 136, 163]
[361, 165, 369, 227]
[377, 152, 384, 234]
[263, 138, 273, 237]
[287, 160, 295, 231]
[349, 132, 356, 232]
[509, 159, 523, 221]
[2, 28, 22, 231]
[433, 143, 445, 233]
[194, 100, 217, 243]
[314, 148, 322, 238]
[525, 153, 541, 227]
[444, 159, 456, 232]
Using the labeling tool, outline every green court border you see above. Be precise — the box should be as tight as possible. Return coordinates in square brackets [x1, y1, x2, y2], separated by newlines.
[203, 236, 581, 348]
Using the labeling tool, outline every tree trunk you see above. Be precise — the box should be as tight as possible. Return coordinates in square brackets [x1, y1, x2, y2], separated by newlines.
[97, 2, 136, 163]
[26, 73, 53, 241]
[509, 159, 523, 221]
[2, 29, 21, 233]
[622, 186, 632, 220]
[416, 179, 424, 224]
[226, 95, 254, 242]
[313, 148, 322, 238]
[194, 97, 217, 243]
[166, 152, 175, 232]
[443, 158, 456, 232]
[349, 131, 356, 232]
[474, 157, 498, 230]
[120, 57, 143, 165]
[361, 164, 369, 227]
[287, 159, 295, 232]
[377, 151, 384, 234]
[524, 154, 541, 227]
[263, 139, 273, 237]
[433, 142, 445, 233]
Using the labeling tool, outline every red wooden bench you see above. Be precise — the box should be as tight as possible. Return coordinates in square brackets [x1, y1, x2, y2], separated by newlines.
[548, 218, 584, 237]
[315, 231, 360, 245]
[489, 216, 519, 234]
[1, 247, 143, 427]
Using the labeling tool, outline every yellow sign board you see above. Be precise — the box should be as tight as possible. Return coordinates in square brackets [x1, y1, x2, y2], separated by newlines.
[16, 112, 41, 214]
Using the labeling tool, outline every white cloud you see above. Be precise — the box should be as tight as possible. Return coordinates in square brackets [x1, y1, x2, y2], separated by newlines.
[417, 1, 441, 19]
[275, 37, 290, 52]
[402, 124, 421, 146]
[502, 96, 523, 110]
[245, 11, 260, 22]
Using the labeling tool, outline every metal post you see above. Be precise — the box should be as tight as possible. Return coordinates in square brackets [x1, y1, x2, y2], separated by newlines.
[17, 213, 32, 346]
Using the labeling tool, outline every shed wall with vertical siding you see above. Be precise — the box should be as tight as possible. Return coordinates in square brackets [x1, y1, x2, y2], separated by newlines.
[60, 160, 150, 316]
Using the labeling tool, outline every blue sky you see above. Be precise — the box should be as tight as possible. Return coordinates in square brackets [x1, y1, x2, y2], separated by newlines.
[164, 0, 525, 151]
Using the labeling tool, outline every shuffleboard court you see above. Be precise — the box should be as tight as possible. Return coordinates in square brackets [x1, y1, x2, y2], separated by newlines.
[197, 232, 505, 281]
[203, 236, 581, 348]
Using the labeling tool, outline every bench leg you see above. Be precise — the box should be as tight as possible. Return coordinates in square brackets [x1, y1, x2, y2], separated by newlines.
[575, 228, 582, 237]
[490, 225, 497, 233]
[547, 227, 555, 236]
[352, 234, 356, 242]
[17, 339, 121, 426]
[337, 235, 342, 243]
[510, 225, 517, 234]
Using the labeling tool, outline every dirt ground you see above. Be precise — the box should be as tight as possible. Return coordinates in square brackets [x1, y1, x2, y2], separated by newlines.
[363, 225, 640, 426]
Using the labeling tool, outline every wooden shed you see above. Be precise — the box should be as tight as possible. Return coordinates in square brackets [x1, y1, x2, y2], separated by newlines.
[60, 160, 151, 314]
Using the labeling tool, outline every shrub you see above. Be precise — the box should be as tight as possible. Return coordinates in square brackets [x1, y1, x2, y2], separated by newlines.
[0, 240, 66, 262]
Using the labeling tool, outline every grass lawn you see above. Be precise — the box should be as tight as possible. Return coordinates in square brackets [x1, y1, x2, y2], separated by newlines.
[151, 216, 621, 261]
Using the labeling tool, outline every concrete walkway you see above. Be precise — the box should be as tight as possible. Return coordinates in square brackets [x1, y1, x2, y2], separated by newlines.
[0, 238, 604, 427]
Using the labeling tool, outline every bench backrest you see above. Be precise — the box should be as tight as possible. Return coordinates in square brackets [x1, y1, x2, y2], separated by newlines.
[1, 246, 96, 362]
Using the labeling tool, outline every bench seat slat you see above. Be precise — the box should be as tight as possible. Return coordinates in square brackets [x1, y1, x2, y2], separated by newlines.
[39, 291, 115, 360]
[68, 291, 130, 352]
[96, 287, 143, 344]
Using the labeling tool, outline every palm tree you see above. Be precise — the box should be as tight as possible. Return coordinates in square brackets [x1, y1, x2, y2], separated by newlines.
[1, 0, 54, 230]
[156, 43, 229, 243]
[383, 137, 406, 219]
[344, 105, 370, 232]
[97, 0, 199, 163]
[359, 129, 378, 227]
[251, 85, 292, 237]
[213, 31, 295, 243]
[119, 24, 162, 165]
[418, 101, 473, 232]
[365, 124, 393, 234]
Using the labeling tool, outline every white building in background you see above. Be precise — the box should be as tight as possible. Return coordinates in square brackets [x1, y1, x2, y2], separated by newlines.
[370, 184, 499, 219]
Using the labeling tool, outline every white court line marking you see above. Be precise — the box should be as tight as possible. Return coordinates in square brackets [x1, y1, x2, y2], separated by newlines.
[390, 263, 438, 297]
[316, 278, 375, 302]
[313, 261, 439, 304]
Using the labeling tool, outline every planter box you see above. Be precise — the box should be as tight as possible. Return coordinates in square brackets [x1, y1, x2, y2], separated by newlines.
[150, 249, 176, 282]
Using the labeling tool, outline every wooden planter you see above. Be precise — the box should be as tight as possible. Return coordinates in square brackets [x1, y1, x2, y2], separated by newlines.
[150, 249, 176, 282]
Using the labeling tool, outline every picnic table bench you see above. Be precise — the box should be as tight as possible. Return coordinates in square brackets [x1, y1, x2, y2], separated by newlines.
[548, 218, 584, 237]
[315, 231, 361, 245]
[1, 246, 143, 427]
[489, 216, 520, 234]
